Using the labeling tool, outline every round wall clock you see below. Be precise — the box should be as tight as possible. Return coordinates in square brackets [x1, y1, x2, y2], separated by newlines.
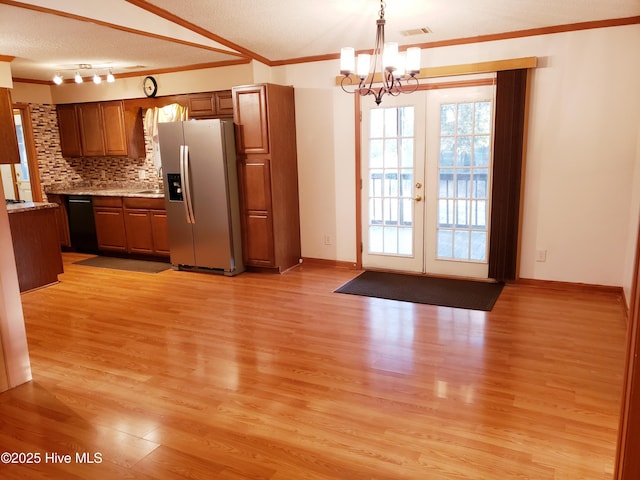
[143, 76, 158, 97]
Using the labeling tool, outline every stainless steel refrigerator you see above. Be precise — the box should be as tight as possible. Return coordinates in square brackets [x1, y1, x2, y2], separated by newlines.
[157, 119, 244, 276]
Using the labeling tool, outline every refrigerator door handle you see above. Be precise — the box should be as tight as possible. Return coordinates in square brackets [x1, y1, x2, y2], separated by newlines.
[182, 145, 196, 224]
[179, 145, 193, 224]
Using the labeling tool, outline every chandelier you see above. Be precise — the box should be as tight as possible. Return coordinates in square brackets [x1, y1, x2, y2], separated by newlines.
[339, 0, 421, 105]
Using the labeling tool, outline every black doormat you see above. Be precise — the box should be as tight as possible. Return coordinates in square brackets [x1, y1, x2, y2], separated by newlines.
[335, 271, 504, 311]
[74, 256, 171, 274]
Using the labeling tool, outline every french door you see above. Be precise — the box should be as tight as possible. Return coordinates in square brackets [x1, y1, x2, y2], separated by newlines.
[361, 84, 495, 278]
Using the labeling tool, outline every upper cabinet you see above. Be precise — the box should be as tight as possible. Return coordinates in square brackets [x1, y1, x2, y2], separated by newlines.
[56, 104, 82, 157]
[0, 88, 20, 165]
[233, 85, 270, 154]
[58, 100, 145, 158]
[188, 90, 233, 119]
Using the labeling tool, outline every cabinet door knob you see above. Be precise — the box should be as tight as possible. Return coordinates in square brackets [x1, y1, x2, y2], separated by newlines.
[414, 195, 423, 202]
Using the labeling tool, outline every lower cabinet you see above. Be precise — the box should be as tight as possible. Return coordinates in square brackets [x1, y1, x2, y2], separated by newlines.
[92, 196, 169, 257]
[124, 209, 155, 254]
[46, 193, 71, 248]
[123, 197, 169, 256]
[93, 197, 127, 252]
[150, 210, 170, 255]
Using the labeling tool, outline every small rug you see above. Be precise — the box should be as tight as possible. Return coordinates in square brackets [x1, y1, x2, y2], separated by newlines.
[335, 271, 504, 311]
[74, 256, 171, 274]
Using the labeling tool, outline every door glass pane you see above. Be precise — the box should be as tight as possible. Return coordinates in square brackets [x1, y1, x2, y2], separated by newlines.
[474, 136, 490, 166]
[384, 139, 398, 167]
[457, 103, 474, 134]
[13, 113, 29, 180]
[370, 109, 384, 138]
[401, 139, 413, 167]
[438, 229, 453, 258]
[367, 106, 415, 256]
[437, 100, 492, 262]
[440, 104, 456, 135]
[384, 109, 398, 137]
[475, 102, 492, 134]
[370, 139, 383, 168]
[398, 228, 413, 255]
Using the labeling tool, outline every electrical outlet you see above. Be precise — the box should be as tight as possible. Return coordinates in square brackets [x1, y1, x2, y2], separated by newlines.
[138, 169, 147, 180]
[535, 249, 547, 262]
[323, 235, 332, 245]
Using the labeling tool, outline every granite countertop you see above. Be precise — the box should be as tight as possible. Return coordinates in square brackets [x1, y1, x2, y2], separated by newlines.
[6, 202, 59, 214]
[45, 185, 165, 199]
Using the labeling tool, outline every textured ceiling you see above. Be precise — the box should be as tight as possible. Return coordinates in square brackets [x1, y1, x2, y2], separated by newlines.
[1, 0, 639, 83]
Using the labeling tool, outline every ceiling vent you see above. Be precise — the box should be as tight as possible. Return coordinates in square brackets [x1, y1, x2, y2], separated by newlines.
[401, 27, 432, 36]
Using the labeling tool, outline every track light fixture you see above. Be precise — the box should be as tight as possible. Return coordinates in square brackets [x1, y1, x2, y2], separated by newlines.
[52, 64, 117, 86]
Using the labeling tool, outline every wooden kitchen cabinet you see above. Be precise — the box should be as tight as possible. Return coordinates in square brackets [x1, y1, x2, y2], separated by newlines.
[100, 101, 128, 155]
[232, 83, 301, 272]
[78, 102, 105, 156]
[150, 210, 170, 255]
[56, 104, 83, 157]
[124, 209, 154, 254]
[188, 93, 216, 118]
[123, 197, 169, 256]
[188, 90, 233, 119]
[0, 88, 20, 165]
[93, 196, 127, 252]
[214, 90, 234, 116]
[8, 206, 64, 292]
[233, 85, 269, 154]
[45, 193, 71, 248]
[57, 100, 145, 158]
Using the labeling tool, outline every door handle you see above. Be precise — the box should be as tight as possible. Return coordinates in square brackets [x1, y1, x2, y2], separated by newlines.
[414, 195, 423, 202]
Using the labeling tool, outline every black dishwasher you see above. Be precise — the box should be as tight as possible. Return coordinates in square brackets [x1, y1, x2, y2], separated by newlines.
[67, 195, 98, 252]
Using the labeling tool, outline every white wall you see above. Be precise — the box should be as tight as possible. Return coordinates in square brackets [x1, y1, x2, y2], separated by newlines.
[518, 26, 640, 287]
[11, 82, 52, 104]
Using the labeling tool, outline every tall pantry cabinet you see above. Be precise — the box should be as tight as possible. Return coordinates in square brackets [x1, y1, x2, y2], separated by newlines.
[232, 83, 301, 272]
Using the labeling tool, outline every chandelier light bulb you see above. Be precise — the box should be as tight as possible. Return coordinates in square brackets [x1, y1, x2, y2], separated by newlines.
[357, 54, 371, 79]
[393, 52, 406, 79]
[405, 47, 421, 75]
[340, 47, 355, 75]
[106, 70, 115, 83]
[74, 72, 83, 84]
[382, 42, 399, 72]
[93, 73, 102, 84]
[52, 73, 63, 85]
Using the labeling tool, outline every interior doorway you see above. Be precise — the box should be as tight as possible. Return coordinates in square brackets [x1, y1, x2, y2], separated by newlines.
[1, 105, 41, 202]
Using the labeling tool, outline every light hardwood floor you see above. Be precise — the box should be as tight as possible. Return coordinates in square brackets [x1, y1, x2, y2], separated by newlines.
[0, 252, 628, 479]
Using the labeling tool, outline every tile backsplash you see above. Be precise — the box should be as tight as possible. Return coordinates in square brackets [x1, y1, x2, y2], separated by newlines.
[29, 104, 159, 200]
